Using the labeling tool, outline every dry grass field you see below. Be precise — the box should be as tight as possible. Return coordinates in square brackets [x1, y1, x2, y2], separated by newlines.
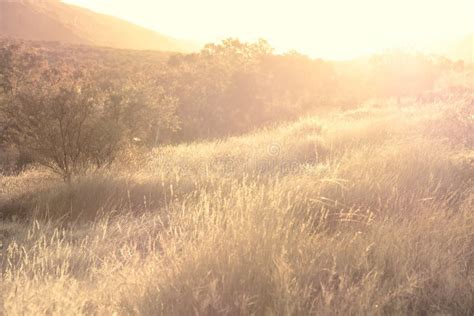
[1, 96, 473, 315]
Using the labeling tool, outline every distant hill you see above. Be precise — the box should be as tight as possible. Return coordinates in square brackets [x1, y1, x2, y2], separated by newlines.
[442, 34, 473, 63]
[425, 34, 474, 63]
[0, 0, 198, 52]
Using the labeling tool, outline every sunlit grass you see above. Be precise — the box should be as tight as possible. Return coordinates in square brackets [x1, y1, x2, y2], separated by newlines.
[1, 100, 473, 314]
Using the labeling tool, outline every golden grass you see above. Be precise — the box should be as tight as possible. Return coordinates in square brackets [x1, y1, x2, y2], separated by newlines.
[1, 100, 473, 315]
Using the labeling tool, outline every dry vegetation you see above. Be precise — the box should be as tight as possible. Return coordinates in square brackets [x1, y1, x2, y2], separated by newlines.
[1, 95, 473, 315]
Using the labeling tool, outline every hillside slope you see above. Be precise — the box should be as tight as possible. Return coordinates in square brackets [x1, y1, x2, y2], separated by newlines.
[0, 0, 198, 52]
[1, 99, 473, 314]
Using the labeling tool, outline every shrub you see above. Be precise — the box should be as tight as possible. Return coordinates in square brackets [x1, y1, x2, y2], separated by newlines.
[0, 43, 179, 181]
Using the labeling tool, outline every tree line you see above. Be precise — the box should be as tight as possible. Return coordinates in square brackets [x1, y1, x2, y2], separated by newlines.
[0, 39, 468, 180]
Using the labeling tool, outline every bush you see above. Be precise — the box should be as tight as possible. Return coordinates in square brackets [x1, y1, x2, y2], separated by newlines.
[0, 42, 179, 181]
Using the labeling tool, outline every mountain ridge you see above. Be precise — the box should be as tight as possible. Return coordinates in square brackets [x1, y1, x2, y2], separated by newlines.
[0, 0, 199, 52]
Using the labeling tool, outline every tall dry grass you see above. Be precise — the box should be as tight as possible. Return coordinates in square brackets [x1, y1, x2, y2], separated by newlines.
[1, 98, 473, 315]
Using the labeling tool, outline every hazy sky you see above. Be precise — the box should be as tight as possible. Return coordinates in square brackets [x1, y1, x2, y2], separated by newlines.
[63, 0, 474, 59]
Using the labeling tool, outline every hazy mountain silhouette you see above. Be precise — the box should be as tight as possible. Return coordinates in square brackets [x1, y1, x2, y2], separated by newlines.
[441, 34, 473, 63]
[416, 33, 472, 63]
[0, 0, 198, 52]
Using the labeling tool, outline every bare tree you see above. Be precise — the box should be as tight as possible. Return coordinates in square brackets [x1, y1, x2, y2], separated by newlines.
[0, 43, 180, 181]
[1, 57, 121, 181]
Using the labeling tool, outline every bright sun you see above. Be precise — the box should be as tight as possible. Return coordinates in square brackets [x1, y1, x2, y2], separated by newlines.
[63, 0, 474, 59]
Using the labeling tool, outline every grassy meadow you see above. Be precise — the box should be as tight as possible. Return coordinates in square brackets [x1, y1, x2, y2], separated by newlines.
[1, 96, 473, 315]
